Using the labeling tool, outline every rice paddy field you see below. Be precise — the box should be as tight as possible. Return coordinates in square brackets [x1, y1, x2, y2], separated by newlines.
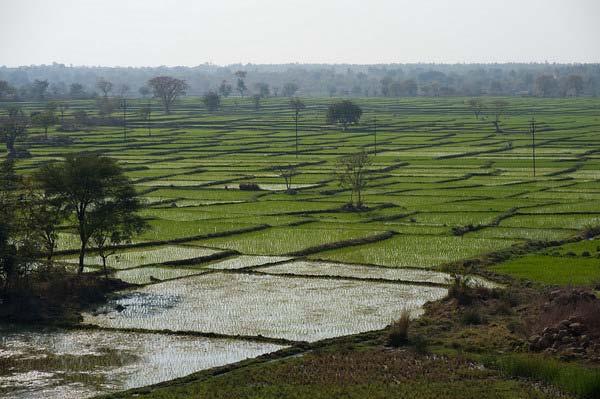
[2, 96, 600, 398]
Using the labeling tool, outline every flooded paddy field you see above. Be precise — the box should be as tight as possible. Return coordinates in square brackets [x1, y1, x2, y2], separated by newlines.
[83, 272, 447, 342]
[0, 326, 284, 399]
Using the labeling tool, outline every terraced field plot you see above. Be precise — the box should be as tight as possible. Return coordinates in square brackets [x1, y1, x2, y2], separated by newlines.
[60, 245, 221, 269]
[0, 326, 284, 399]
[4, 96, 600, 398]
[83, 272, 447, 342]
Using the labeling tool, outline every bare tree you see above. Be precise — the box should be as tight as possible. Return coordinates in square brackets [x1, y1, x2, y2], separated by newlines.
[466, 98, 483, 120]
[137, 104, 152, 136]
[289, 97, 305, 158]
[96, 78, 113, 98]
[490, 99, 509, 133]
[57, 102, 69, 124]
[147, 76, 188, 114]
[275, 164, 298, 193]
[117, 84, 130, 98]
[252, 94, 261, 110]
[335, 150, 372, 210]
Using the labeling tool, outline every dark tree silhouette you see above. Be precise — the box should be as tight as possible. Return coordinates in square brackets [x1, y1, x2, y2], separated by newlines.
[147, 76, 188, 114]
[289, 97, 305, 158]
[1, 107, 28, 158]
[96, 78, 113, 98]
[36, 155, 144, 274]
[235, 71, 247, 97]
[326, 100, 363, 130]
[282, 82, 299, 97]
[203, 91, 221, 112]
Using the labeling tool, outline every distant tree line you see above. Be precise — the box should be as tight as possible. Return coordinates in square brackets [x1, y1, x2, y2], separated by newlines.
[1, 63, 599, 100]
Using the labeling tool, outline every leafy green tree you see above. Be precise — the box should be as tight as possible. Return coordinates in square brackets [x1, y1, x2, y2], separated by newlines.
[30, 79, 49, 100]
[69, 83, 87, 99]
[21, 180, 67, 263]
[32, 108, 58, 139]
[36, 155, 145, 274]
[0, 80, 17, 100]
[1, 107, 28, 158]
[203, 91, 221, 112]
[90, 190, 147, 277]
[326, 100, 363, 131]
[0, 159, 44, 294]
[137, 104, 152, 136]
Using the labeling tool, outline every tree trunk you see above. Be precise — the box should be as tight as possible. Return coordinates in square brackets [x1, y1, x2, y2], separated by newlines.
[6, 138, 16, 158]
[102, 256, 108, 278]
[78, 242, 86, 274]
[295, 113, 299, 158]
[493, 120, 502, 133]
[44, 126, 48, 139]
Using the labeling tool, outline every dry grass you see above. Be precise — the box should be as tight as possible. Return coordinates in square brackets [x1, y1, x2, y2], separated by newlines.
[387, 309, 411, 347]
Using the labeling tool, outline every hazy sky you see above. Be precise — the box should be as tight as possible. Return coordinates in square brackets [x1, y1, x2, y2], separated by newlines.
[1, 0, 599, 66]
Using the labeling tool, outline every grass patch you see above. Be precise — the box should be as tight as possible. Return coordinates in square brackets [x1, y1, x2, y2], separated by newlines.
[488, 353, 600, 399]
[492, 254, 600, 285]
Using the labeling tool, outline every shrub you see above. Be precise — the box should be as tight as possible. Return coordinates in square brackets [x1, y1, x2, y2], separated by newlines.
[411, 334, 429, 353]
[461, 309, 484, 325]
[447, 275, 474, 305]
[387, 309, 410, 347]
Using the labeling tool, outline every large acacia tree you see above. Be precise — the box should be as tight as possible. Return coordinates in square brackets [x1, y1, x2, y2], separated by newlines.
[147, 76, 188, 114]
[36, 155, 146, 274]
[326, 100, 363, 131]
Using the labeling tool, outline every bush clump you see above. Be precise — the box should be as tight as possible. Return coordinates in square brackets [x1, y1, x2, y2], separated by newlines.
[461, 309, 484, 325]
[387, 310, 411, 347]
[447, 275, 475, 305]
[239, 182, 261, 191]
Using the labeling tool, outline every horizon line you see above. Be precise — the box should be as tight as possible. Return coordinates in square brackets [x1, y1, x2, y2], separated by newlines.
[3, 61, 600, 69]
